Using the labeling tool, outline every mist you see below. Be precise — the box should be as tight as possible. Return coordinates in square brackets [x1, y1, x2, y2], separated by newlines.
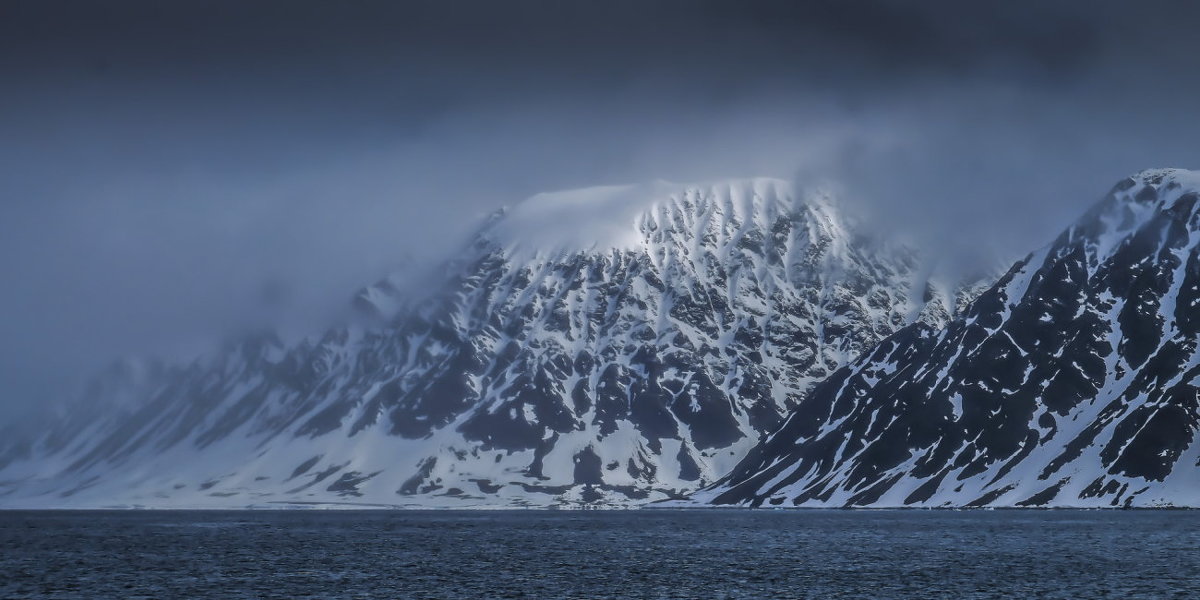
[4, 0, 1200, 420]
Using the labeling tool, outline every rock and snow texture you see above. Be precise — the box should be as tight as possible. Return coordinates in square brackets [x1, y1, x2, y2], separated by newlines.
[699, 169, 1200, 508]
[0, 178, 971, 508]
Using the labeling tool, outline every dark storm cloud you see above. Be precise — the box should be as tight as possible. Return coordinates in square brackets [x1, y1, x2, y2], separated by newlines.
[3, 0, 1200, 418]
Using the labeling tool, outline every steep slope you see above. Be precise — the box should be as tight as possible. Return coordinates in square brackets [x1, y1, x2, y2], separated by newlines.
[700, 169, 1200, 508]
[0, 178, 974, 508]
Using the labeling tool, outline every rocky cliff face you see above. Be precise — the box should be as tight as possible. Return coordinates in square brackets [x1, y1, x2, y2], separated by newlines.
[700, 169, 1200, 508]
[0, 178, 973, 508]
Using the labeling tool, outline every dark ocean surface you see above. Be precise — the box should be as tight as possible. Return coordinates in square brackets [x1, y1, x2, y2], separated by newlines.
[2, 509, 1197, 599]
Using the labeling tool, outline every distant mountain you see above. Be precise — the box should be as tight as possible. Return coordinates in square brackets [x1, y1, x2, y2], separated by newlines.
[699, 169, 1200, 508]
[0, 178, 979, 508]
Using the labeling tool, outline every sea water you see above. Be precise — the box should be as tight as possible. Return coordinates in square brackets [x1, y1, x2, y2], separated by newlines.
[2, 509, 1197, 598]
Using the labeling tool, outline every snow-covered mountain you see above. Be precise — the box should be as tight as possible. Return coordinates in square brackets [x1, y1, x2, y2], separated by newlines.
[0, 178, 977, 508]
[698, 169, 1200, 508]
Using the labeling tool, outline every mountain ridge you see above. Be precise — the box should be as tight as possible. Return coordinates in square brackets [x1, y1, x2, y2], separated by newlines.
[0, 177, 982, 508]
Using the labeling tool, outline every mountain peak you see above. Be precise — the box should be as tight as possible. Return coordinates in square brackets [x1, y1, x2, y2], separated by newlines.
[479, 177, 807, 261]
[1130, 167, 1195, 186]
[1115, 168, 1200, 206]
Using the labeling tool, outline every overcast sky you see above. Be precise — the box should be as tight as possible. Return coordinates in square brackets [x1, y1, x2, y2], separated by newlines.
[4, 0, 1200, 418]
